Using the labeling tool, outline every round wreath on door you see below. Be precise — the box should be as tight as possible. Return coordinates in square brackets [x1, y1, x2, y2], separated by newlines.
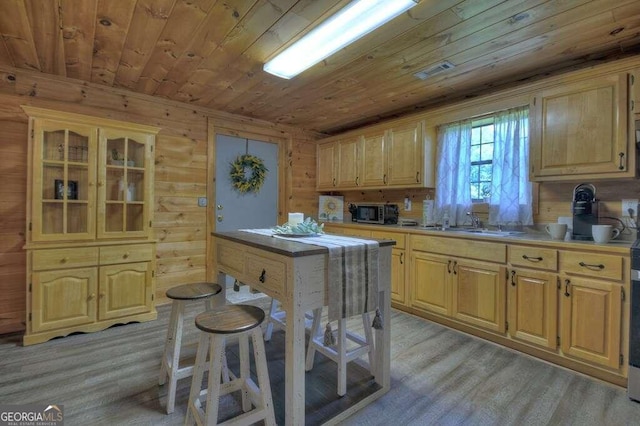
[229, 154, 268, 194]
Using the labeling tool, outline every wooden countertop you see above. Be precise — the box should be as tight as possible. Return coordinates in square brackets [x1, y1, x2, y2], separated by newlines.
[212, 230, 395, 257]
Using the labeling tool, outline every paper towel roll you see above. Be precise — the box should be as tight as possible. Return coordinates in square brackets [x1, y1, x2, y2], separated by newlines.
[288, 212, 304, 226]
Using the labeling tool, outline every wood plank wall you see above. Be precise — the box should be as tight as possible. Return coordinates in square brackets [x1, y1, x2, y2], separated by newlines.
[0, 67, 321, 334]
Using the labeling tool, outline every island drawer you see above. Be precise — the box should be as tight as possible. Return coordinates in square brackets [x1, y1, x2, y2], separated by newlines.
[559, 251, 624, 281]
[32, 247, 99, 271]
[100, 244, 153, 265]
[508, 245, 558, 271]
[244, 252, 286, 299]
[370, 231, 405, 249]
[411, 235, 506, 263]
[216, 242, 245, 278]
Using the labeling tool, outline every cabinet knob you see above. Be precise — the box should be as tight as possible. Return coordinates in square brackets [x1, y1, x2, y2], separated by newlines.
[123, 252, 130, 259]
[88, 293, 96, 300]
[97, 181, 104, 187]
[100, 292, 106, 298]
[61, 257, 68, 263]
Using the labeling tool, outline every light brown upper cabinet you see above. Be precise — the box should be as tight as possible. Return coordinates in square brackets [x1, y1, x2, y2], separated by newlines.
[530, 72, 635, 180]
[316, 120, 435, 190]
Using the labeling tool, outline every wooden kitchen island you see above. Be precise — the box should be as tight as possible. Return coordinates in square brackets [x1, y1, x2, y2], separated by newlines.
[212, 231, 394, 425]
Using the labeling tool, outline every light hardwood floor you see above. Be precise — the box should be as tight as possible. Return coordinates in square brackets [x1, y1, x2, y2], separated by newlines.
[1, 294, 640, 425]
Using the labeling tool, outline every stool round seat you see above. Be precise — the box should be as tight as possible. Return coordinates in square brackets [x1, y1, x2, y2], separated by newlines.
[195, 304, 265, 335]
[165, 282, 221, 300]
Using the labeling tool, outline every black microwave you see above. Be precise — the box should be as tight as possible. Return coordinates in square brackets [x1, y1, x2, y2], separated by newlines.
[350, 203, 399, 224]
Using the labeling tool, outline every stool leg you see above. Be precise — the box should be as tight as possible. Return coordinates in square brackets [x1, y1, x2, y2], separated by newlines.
[165, 300, 185, 414]
[362, 312, 375, 371]
[263, 298, 277, 342]
[203, 298, 230, 384]
[305, 308, 323, 371]
[159, 300, 180, 386]
[204, 335, 225, 426]
[239, 332, 251, 412]
[337, 318, 347, 397]
[185, 332, 209, 426]
[251, 328, 276, 426]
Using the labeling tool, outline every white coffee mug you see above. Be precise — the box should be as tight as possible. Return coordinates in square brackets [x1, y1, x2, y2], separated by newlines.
[592, 225, 620, 244]
[545, 223, 568, 240]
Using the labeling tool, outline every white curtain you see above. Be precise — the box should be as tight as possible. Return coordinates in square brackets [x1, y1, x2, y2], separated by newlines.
[489, 106, 533, 225]
[435, 119, 473, 226]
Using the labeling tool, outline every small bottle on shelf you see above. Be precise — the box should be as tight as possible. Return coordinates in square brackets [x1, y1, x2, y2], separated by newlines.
[442, 211, 450, 230]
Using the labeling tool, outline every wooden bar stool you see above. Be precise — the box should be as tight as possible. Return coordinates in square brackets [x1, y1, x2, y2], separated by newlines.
[185, 304, 276, 426]
[159, 282, 224, 414]
[305, 308, 375, 397]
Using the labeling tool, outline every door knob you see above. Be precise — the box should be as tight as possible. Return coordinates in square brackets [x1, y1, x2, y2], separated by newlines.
[217, 215, 223, 222]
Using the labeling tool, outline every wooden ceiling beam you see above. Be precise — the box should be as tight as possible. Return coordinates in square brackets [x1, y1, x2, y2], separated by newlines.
[60, 0, 98, 81]
[0, 0, 41, 70]
[91, 0, 137, 86]
[135, 0, 218, 95]
[114, 0, 178, 90]
[173, 0, 299, 103]
[24, 0, 65, 75]
[221, 0, 467, 118]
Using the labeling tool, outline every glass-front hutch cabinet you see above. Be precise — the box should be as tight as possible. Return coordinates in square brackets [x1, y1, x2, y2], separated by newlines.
[23, 106, 159, 345]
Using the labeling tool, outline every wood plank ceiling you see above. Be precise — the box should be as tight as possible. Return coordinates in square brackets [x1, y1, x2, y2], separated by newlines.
[1, 0, 640, 135]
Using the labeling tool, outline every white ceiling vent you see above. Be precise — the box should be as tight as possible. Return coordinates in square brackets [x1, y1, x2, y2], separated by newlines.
[413, 61, 455, 80]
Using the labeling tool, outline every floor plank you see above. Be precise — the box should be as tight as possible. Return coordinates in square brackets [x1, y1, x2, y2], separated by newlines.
[1, 292, 640, 425]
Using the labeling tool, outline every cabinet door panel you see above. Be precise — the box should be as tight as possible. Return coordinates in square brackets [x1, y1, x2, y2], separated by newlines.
[387, 122, 423, 186]
[99, 262, 152, 320]
[452, 260, 506, 333]
[410, 252, 450, 315]
[560, 277, 621, 369]
[509, 269, 557, 349]
[316, 142, 336, 190]
[360, 131, 386, 187]
[31, 119, 97, 241]
[336, 137, 360, 188]
[32, 267, 97, 332]
[390, 249, 406, 305]
[531, 73, 628, 179]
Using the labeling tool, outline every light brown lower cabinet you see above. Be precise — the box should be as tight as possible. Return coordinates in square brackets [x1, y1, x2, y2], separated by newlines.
[560, 276, 622, 369]
[508, 268, 558, 350]
[452, 259, 506, 334]
[410, 252, 451, 316]
[25, 243, 156, 345]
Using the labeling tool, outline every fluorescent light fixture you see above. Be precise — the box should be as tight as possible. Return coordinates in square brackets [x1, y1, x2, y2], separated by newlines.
[263, 0, 419, 79]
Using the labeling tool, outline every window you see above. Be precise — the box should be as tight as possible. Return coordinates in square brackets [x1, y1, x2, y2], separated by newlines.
[436, 105, 532, 226]
[470, 118, 494, 202]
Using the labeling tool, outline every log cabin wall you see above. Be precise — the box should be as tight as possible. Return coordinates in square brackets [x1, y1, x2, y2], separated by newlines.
[0, 67, 321, 334]
[326, 55, 640, 233]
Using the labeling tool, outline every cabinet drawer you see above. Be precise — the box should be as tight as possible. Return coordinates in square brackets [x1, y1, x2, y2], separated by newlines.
[217, 242, 245, 277]
[411, 235, 506, 263]
[370, 231, 406, 249]
[244, 252, 286, 299]
[508, 245, 558, 271]
[559, 251, 624, 281]
[100, 244, 153, 265]
[32, 247, 99, 271]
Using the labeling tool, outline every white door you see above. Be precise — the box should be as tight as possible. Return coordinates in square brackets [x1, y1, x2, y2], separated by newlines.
[215, 134, 279, 231]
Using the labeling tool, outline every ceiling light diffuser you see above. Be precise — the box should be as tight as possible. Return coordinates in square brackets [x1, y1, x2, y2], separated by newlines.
[263, 0, 419, 79]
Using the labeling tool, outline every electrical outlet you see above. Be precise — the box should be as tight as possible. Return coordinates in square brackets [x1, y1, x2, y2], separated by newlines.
[621, 198, 638, 227]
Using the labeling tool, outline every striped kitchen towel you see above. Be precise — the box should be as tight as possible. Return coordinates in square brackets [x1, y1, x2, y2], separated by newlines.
[240, 229, 379, 322]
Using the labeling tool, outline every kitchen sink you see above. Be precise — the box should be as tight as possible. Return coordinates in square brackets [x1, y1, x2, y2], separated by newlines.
[432, 227, 525, 237]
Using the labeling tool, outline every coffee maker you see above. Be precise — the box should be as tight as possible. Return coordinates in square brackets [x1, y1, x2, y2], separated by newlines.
[572, 183, 598, 240]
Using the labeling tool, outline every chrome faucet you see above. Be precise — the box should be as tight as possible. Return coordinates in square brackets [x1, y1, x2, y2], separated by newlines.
[466, 212, 481, 228]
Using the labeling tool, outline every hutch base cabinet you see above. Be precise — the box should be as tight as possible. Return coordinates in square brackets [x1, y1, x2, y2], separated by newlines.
[22, 107, 159, 345]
